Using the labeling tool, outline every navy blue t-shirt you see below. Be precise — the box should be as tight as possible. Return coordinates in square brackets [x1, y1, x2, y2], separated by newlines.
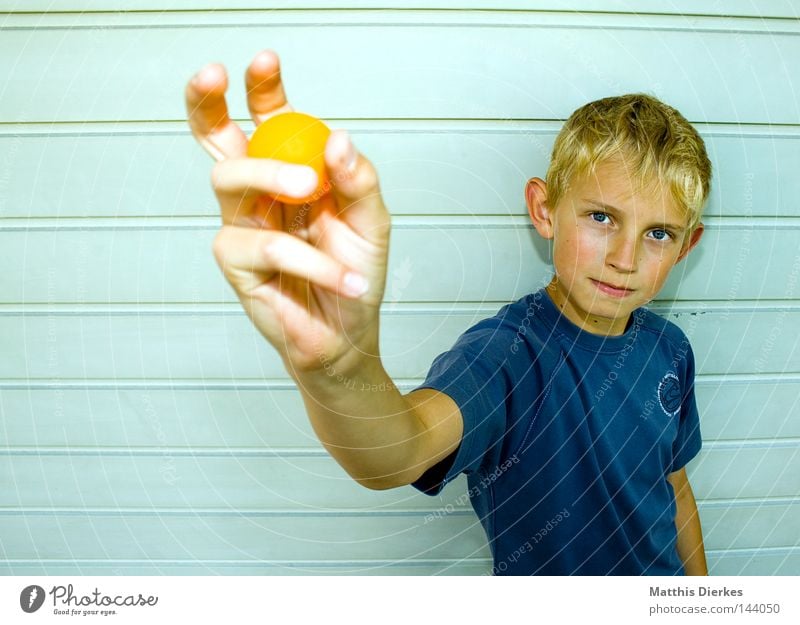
[411, 287, 702, 575]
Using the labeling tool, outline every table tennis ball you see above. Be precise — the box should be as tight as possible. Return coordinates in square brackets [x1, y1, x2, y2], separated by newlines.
[247, 111, 331, 204]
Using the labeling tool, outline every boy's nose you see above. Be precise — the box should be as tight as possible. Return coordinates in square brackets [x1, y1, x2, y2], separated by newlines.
[606, 232, 638, 272]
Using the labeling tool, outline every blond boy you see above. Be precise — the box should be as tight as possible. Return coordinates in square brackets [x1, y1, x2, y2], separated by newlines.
[186, 50, 708, 575]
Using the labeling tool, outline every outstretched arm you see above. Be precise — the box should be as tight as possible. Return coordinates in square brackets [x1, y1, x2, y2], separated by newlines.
[668, 467, 708, 575]
[186, 50, 462, 489]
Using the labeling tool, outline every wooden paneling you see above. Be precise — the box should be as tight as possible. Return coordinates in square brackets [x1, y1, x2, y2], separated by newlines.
[1, 4, 798, 576]
[708, 550, 800, 576]
[0, 448, 795, 510]
[3, 223, 800, 305]
[2, 13, 799, 124]
[1, 126, 797, 218]
[4, 550, 799, 576]
[1, 306, 800, 379]
[2, 378, 799, 449]
[0, 560, 495, 576]
[1, 1, 798, 18]
[0, 513, 492, 561]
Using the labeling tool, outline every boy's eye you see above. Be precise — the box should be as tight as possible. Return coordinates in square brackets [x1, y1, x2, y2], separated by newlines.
[649, 229, 672, 241]
[590, 212, 610, 224]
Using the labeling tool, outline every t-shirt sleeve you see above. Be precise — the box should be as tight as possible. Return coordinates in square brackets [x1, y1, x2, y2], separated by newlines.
[409, 322, 513, 496]
[671, 341, 703, 472]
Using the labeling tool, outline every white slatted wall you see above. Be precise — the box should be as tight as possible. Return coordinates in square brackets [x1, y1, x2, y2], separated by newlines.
[1, 1, 798, 575]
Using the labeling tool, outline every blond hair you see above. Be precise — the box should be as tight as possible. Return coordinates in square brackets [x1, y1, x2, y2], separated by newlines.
[545, 93, 711, 232]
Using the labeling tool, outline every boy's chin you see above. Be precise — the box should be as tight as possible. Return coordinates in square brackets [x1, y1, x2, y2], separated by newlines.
[551, 278, 648, 322]
[586, 297, 641, 316]
[581, 295, 645, 326]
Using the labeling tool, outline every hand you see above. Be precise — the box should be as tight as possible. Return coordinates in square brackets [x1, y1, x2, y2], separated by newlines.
[186, 50, 391, 377]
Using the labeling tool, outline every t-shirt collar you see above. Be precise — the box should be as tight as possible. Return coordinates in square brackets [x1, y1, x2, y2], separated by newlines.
[534, 286, 645, 353]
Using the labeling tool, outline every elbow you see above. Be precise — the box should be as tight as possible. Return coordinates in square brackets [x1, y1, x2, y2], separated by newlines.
[356, 477, 401, 491]
[353, 469, 418, 491]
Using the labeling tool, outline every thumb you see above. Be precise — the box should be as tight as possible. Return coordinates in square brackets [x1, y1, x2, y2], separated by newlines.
[324, 130, 391, 246]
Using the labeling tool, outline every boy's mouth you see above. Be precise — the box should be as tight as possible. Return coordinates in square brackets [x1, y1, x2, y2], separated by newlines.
[590, 278, 635, 298]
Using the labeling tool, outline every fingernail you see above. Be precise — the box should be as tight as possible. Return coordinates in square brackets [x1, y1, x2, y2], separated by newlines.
[277, 165, 317, 197]
[344, 272, 369, 297]
[192, 64, 215, 86]
[342, 131, 358, 174]
[253, 50, 271, 66]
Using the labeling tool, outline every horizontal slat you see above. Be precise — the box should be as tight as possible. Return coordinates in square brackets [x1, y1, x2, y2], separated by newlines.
[700, 502, 800, 551]
[2, 550, 799, 576]
[0, 454, 467, 510]
[2, 500, 798, 553]
[0, 513, 492, 561]
[0, 560, 493, 576]
[1, 1, 798, 19]
[0, 501, 795, 561]
[3, 223, 800, 304]
[2, 13, 799, 123]
[707, 548, 800, 575]
[1, 124, 796, 218]
[697, 380, 800, 441]
[2, 379, 798, 449]
[1, 447, 797, 509]
[690, 447, 800, 501]
[4, 8, 800, 30]
[0, 388, 321, 449]
[2, 306, 799, 378]
[0, 454, 474, 511]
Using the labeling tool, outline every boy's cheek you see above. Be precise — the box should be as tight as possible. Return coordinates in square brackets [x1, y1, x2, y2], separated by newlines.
[570, 234, 604, 267]
[650, 247, 684, 276]
[554, 242, 589, 274]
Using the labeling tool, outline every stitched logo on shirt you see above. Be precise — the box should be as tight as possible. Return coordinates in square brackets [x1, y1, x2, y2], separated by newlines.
[658, 372, 682, 417]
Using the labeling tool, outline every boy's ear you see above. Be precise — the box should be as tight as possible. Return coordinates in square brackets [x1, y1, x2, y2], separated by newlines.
[675, 223, 704, 264]
[525, 177, 554, 239]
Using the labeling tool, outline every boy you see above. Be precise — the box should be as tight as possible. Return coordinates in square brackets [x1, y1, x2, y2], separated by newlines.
[186, 49, 709, 575]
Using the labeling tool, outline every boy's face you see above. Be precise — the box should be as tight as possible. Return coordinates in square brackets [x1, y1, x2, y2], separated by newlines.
[525, 159, 704, 336]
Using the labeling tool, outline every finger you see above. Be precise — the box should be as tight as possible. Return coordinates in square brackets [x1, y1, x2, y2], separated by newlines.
[213, 226, 370, 299]
[186, 63, 248, 161]
[246, 49, 294, 126]
[324, 130, 391, 245]
[211, 157, 318, 226]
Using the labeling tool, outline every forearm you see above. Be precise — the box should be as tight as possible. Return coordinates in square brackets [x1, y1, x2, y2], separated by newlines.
[293, 353, 425, 490]
[674, 486, 708, 575]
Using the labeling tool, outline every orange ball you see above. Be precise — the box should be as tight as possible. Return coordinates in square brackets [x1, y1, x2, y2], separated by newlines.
[247, 111, 331, 204]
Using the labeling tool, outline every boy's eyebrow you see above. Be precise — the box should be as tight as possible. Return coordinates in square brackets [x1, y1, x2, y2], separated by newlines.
[582, 199, 686, 232]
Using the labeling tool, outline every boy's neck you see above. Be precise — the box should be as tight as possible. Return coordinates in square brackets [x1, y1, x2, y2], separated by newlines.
[544, 278, 631, 337]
